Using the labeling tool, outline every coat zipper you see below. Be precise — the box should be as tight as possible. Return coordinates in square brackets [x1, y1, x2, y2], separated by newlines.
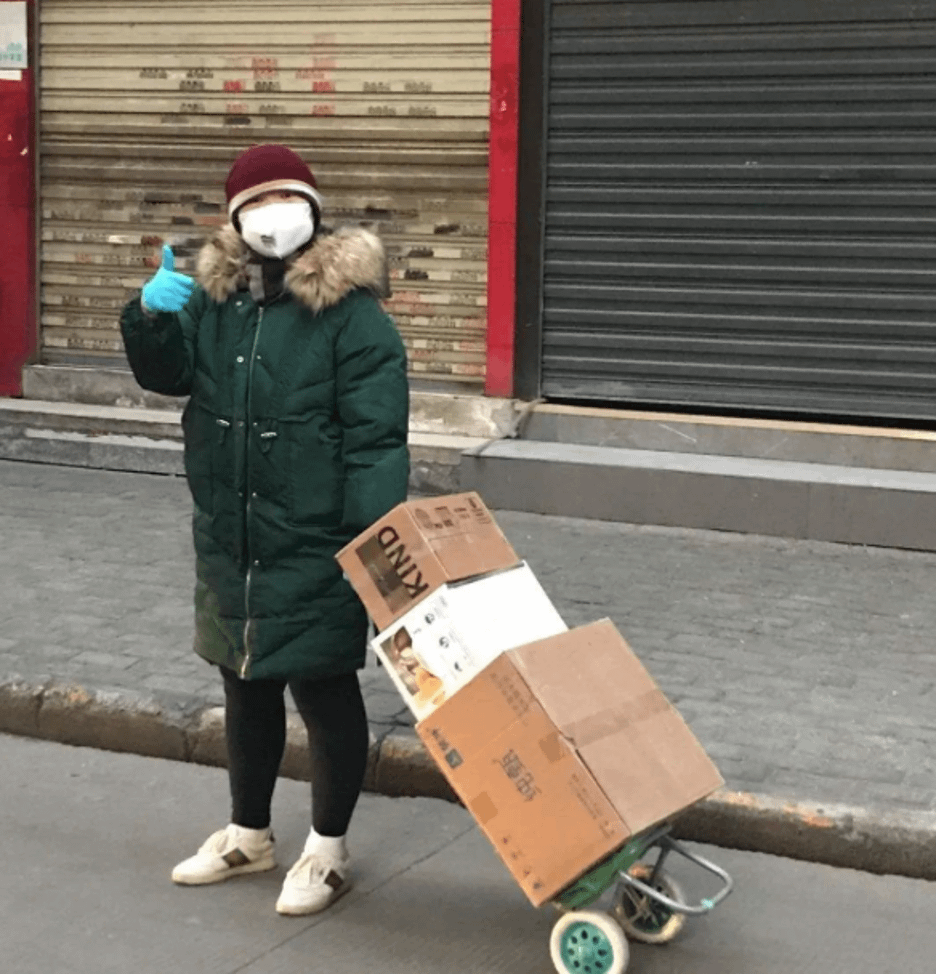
[241, 305, 265, 679]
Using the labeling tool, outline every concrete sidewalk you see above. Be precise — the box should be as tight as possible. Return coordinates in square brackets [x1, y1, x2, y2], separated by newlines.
[9, 734, 936, 974]
[2, 459, 936, 878]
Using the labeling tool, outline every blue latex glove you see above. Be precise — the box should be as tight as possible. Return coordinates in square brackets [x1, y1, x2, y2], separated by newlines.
[141, 245, 195, 313]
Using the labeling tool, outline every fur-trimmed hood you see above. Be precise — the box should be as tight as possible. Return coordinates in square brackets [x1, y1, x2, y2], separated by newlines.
[196, 224, 390, 313]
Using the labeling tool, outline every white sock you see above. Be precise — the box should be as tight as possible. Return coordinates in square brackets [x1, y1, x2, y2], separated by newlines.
[231, 824, 270, 845]
[303, 827, 347, 860]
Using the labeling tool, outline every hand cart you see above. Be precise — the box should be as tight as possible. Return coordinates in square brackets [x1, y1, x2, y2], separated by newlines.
[547, 824, 734, 974]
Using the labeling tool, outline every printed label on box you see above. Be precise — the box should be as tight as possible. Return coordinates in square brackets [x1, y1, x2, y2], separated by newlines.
[412, 495, 494, 534]
[355, 526, 432, 614]
[374, 624, 447, 715]
[496, 748, 540, 803]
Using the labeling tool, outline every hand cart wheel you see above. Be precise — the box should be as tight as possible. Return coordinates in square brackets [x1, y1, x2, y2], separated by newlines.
[549, 910, 630, 974]
[612, 863, 687, 945]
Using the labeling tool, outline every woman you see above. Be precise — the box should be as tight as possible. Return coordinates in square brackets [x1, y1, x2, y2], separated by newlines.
[120, 143, 409, 916]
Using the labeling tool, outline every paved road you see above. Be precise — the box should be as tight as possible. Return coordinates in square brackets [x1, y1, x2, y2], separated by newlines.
[2, 458, 936, 816]
[3, 734, 935, 974]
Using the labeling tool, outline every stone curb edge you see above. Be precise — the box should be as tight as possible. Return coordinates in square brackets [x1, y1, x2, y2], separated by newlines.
[4, 677, 936, 882]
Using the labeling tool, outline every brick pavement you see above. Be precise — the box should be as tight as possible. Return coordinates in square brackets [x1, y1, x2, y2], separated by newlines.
[2, 459, 935, 819]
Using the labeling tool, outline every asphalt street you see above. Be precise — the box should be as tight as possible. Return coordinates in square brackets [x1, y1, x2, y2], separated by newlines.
[3, 734, 935, 974]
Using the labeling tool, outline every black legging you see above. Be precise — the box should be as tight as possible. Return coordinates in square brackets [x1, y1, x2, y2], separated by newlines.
[220, 666, 369, 837]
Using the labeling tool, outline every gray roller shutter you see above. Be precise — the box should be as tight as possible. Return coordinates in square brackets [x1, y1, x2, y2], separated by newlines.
[543, 0, 936, 420]
[38, 0, 490, 387]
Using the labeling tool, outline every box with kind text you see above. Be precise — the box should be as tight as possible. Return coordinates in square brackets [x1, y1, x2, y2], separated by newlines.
[337, 492, 520, 633]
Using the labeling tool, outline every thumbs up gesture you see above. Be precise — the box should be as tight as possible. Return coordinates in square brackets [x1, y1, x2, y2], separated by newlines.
[141, 245, 196, 313]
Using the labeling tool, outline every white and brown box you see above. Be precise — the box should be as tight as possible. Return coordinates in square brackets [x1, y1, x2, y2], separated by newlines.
[371, 562, 568, 721]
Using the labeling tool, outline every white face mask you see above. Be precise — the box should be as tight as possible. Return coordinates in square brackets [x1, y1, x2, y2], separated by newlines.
[239, 200, 316, 259]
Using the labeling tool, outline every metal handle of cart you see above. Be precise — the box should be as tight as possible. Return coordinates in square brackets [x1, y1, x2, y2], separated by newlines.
[617, 834, 734, 916]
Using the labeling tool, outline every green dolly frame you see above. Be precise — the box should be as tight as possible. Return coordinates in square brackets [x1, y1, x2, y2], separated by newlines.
[548, 824, 734, 974]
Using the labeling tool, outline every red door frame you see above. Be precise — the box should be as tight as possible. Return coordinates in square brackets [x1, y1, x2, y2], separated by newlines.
[0, 0, 35, 397]
[485, 0, 521, 398]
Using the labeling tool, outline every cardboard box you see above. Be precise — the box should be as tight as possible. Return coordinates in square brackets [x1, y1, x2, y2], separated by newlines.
[371, 562, 568, 721]
[417, 620, 724, 907]
[337, 492, 519, 632]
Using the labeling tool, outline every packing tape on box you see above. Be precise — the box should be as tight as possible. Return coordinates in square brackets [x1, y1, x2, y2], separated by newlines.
[471, 792, 499, 825]
[539, 732, 567, 764]
[562, 690, 670, 750]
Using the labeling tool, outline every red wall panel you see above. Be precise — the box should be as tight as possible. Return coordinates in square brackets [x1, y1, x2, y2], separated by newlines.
[485, 0, 520, 397]
[0, 0, 35, 397]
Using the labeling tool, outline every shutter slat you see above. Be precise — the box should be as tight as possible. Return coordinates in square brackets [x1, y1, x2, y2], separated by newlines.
[38, 0, 490, 385]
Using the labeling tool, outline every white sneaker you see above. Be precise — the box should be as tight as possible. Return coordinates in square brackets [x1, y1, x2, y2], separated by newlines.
[171, 824, 276, 886]
[275, 851, 351, 915]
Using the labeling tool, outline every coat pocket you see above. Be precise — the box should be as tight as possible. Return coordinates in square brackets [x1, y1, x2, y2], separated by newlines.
[286, 419, 345, 524]
[181, 400, 227, 516]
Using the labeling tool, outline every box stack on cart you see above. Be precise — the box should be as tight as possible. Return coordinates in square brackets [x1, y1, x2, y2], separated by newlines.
[338, 492, 724, 910]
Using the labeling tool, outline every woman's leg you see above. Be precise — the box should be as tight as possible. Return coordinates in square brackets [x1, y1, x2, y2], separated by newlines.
[170, 667, 285, 885]
[288, 671, 369, 837]
[221, 665, 289, 829]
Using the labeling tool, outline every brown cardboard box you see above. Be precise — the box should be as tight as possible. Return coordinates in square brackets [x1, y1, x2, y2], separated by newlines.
[417, 619, 723, 907]
[337, 492, 520, 632]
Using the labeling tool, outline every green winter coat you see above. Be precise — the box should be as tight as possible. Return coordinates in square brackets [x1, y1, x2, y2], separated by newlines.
[120, 225, 410, 680]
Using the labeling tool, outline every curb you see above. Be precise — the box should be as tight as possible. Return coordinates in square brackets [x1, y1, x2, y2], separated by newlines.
[4, 676, 935, 881]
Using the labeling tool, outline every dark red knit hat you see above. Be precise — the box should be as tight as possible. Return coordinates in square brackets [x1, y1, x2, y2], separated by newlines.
[225, 143, 323, 221]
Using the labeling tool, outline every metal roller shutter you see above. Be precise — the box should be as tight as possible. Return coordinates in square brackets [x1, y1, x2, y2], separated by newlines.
[38, 0, 490, 386]
[543, 0, 936, 421]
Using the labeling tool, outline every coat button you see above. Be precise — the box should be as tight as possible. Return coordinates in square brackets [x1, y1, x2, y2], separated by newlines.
[237, 421, 245, 428]
[253, 559, 260, 567]
[236, 356, 244, 363]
